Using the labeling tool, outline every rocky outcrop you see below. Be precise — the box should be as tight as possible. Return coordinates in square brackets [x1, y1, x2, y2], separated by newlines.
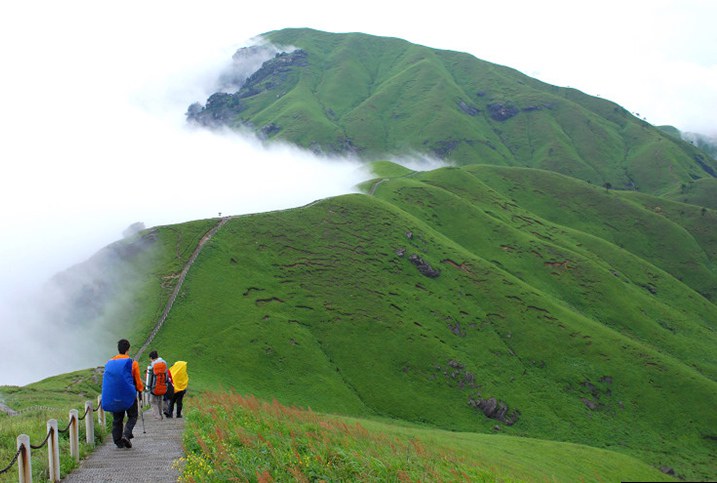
[468, 395, 520, 425]
[187, 49, 308, 128]
[458, 100, 480, 116]
[488, 103, 519, 121]
[408, 254, 441, 278]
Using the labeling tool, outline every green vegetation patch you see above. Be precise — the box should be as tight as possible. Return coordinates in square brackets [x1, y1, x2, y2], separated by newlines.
[180, 391, 674, 482]
[0, 369, 105, 482]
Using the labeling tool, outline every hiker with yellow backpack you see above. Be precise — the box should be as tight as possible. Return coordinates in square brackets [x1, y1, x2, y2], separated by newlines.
[146, 350, 171, 420]
[165, 361, 189, 418]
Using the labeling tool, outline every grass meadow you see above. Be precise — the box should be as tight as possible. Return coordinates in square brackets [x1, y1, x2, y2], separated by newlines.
[179, 391, 674, 482]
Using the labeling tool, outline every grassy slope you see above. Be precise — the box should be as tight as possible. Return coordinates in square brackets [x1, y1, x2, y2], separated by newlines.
[181, 391, 674, 482]
[461, 165, 717, 302]
[0, 369, 104, 482]
[4, 167, 716, 480]
[663, 177, 717, 210]
[195, 28, 717, 196]
[145, 183, 716, 479]
[0, 220, 219, 481]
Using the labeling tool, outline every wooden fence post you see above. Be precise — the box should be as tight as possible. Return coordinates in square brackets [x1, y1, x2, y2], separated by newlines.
[69, 409, 79, 463]
[84, 401, 95, 447]
[47, 420, 60, 482]
[97, 395, 105, 430]
[16, 434, 31, 483]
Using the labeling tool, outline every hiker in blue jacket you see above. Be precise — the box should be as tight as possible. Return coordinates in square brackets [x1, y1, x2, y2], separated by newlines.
[106, 339, 144, 449]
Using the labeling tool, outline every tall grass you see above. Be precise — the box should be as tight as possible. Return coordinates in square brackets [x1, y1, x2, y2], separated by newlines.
[180, 392, 495, 482]
[0, 405, 105, 482]
[0, 369, 105, 482]
[180, 392, 676, 482]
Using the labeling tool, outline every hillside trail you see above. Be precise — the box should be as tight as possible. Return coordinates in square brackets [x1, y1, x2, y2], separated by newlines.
[64, 217, 230, 482]
[135, 216, 231, 360]
[61, 411, 184, 482]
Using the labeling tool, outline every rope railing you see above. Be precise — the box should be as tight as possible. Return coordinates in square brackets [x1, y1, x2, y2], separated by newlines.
[57, 418, 73, 434]
[29, 428, 53, 450]
[77, 404, 92, 421]
[0, 447, 22, 475]
[0, 396, 104, 482]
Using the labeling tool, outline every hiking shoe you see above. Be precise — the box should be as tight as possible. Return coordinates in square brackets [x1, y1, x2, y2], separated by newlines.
[126, 433, 134, 439]
[120, 437, 132, 449]
[115, 441, 124, 449]
[164, 411, 172, 418]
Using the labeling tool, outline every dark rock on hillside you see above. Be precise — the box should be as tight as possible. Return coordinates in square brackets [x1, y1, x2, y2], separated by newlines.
[187, 92, 245, 127]
[187, 49, 308, 129]
[659, 466, 676, 476]
[432, 138, 462, 157]
[458, 100, 480, 116]
[694, 154, 717, 177]
[468, 395, 520, 425]
[581, 397, 598, 410]
[242, 49, 308, 92]
[522, 104, 550, 112]
[440, 359, 477, 389]
[408, 254, 441, 278]
[488, 103, 520, 121]
[261, 123, 281, 137]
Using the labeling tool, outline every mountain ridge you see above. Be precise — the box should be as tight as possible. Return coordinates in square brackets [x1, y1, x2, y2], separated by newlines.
[30, 161, 716, 479]
[5, 28, 717, 481]
[188, 28, 717, 197]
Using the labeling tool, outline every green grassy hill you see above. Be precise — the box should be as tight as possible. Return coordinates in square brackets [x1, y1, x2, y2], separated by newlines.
[180, 391, 675, 482]
[4, 163, 717, 480]
[4, 28, 717, 481]
[88, 163, 711, 480]
[188, 28, 717, 197]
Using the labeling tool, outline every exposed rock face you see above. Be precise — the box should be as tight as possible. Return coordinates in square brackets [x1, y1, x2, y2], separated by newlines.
[659, 466, 676, 476]
[468, 395, 520, 425]
[242, 49, 308, 91]
[439, 360, 477, 389]
[488, 103, 520, 121]
[408, 254, 441, 278]
[187, 49, 309, 128]
[694, 154, 717, 177]
[458, 100, 480, 116]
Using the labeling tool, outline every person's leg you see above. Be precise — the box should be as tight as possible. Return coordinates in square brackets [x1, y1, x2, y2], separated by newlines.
[151, 394, 163, 419]
[165, 394, 174, 417]
[175, 390, 186, 417]
[124, 399, 138, 440]
[112, 411, 124, 446]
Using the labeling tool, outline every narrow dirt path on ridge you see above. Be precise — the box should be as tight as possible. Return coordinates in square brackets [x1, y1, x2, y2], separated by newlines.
[63, 216, 230, 482]
[135, 216, 231, 360]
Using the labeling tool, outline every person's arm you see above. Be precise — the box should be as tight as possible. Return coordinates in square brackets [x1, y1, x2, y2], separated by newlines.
[132, 360, 145, 392]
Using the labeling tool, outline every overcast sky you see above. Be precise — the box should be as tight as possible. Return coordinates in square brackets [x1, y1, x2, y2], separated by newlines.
[0, 0, 715, 385]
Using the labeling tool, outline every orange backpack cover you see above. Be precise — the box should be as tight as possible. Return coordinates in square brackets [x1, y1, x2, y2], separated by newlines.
[152, 361, 168, 396]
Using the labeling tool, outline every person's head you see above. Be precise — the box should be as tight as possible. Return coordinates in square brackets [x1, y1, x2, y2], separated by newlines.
[149, 350, 158, 360]
[117, 339, 130, 355]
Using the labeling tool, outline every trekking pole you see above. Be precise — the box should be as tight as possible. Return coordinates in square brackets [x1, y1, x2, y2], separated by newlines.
[138, 393, 146, 434]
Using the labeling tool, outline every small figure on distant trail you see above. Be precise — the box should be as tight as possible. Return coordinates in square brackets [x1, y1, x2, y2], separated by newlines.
[146, 350, 171, 420]
[165, 361, 189, 418]
[102, 338, 144, 449]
